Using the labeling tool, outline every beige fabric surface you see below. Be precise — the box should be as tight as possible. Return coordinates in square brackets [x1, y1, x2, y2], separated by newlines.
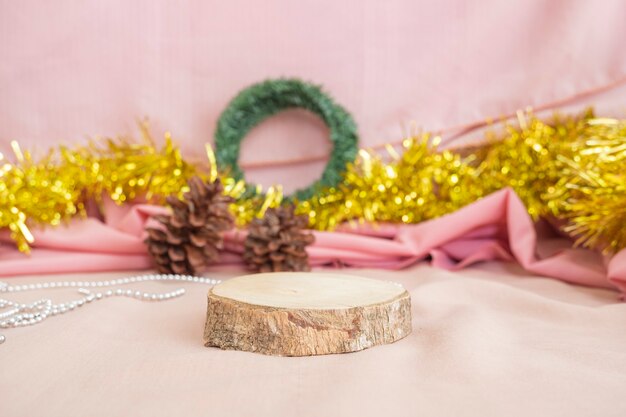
[1, 263, 625, 417]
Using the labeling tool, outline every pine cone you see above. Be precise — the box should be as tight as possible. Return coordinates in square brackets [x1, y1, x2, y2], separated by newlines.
[243, 205, 314, 273]
[145, 176, 234, 275]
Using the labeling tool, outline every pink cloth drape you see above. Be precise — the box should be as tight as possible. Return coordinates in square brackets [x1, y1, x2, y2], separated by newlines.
[1, 1, 626, 295]
[2, 188, 624, 294]
[2, 1, 626, 194]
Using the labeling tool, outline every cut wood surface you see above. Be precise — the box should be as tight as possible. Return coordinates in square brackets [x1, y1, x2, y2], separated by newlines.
[203, 272, 412, 356]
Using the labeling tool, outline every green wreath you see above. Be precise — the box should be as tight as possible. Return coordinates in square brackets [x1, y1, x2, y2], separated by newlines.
[214, 78, 359, 201]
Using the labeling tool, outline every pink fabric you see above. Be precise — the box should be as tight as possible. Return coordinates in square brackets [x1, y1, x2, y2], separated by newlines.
[1, 1, 626, 194]
[1, 188, 624, 294]
[2, 265, 625, 417]
[1, 1, 626, 293]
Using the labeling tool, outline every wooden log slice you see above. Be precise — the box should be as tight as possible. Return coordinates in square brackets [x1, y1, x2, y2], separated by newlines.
[203, 272, 412, 356]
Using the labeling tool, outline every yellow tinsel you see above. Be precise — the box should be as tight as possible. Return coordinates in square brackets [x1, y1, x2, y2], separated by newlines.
[297, 110, 626, 254]
[2, 110, 626, 255]
[296, 112, 584, 228]
[295, 135, 485, 229]
[550, 117, 626, 253]
[0, 126, 200, 252]
[0, 142, 80, 252]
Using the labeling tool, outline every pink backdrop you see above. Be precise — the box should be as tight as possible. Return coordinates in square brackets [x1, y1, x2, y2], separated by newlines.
[2, 1, 626, 291]
[1, 0, 625, 193]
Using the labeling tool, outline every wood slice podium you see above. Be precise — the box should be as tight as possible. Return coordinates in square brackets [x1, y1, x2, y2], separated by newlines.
[203, 272, 412, 356]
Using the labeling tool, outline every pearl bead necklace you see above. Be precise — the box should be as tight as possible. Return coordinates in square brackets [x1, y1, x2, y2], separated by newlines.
[0, 273, 222, 344]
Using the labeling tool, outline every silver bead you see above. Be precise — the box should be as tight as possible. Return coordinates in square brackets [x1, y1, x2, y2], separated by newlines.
[0, 274, 222, 335]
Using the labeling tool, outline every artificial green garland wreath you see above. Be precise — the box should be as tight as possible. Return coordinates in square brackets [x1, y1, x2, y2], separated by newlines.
[214, 78, 359, 200]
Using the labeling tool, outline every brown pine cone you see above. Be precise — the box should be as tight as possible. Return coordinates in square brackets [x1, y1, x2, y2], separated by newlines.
[144, 176, 234, 275]
[243, 205, 315, 273]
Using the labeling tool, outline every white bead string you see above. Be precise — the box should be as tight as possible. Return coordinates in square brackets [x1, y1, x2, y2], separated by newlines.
[0, 273, 222, 344]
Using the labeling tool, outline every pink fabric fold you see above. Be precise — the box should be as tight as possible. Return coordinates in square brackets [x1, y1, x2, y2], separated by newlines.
[0, 188, 623, 293]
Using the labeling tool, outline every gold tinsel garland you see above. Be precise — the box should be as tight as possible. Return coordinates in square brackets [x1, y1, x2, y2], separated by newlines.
[1, 111, 625, 254]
